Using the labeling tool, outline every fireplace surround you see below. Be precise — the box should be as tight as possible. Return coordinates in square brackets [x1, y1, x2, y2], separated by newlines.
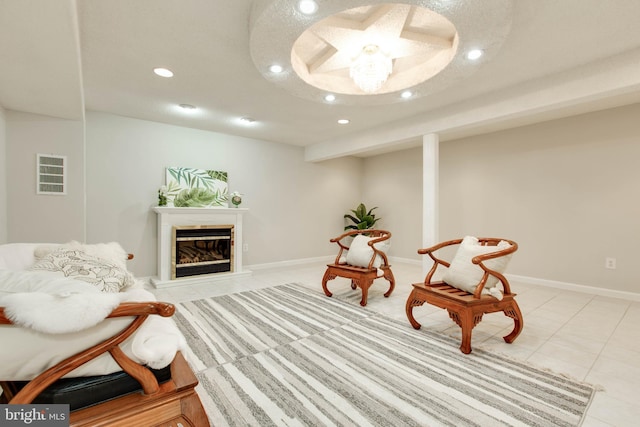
[152, 207, 250, 287]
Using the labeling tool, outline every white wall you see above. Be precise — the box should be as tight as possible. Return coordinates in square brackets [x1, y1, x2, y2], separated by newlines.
[362, 147, 423, 261]
[439, 103, 640, 293]
[5, 111, 85, 243]
[0, 106, 6, 243]
[6, 104, 638, 294]
[85, 112, 362, 277]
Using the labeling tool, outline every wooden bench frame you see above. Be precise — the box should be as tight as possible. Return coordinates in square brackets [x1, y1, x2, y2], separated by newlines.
[0, 302, 209, 426]
[406, 237, 523, 354]
[322, 229, 395, 307]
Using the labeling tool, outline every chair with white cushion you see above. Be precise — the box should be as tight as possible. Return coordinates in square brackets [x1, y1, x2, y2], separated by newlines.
[322, 229, 394, 306]
[0, 242, 209, 426]
[406, 236, 522, 354]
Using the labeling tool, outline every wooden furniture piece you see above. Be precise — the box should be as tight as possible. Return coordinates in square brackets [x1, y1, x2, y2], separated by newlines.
[406, 237, 523, 354]
[0, 301, 209, 427]
[322, 229, 395, 306]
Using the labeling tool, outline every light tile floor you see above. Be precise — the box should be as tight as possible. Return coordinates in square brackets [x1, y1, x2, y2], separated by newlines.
[150, 261, 640, 427]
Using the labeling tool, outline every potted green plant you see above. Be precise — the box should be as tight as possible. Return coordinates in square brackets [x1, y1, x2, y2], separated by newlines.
[344, 203, 380, 230]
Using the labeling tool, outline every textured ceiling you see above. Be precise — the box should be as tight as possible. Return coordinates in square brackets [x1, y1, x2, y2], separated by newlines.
[252, 0, 512, 103]
[1, 0, 639, 159]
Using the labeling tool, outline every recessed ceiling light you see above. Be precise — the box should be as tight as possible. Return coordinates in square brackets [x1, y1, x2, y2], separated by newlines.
[269, 64, 283, 73]
[154, 67, 174, 78]
[324, 94, 336, 102]
[179, 103, 196, 110]
[400, 90, 413, 99]
[337, 119, 350, 125]
[298, 0, 318, 15]
[467, 49, 483, 60]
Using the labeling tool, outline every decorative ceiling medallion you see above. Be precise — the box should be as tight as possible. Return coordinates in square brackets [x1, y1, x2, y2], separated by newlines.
[250, 0, 513, 105]
[291, 4, 458, 95]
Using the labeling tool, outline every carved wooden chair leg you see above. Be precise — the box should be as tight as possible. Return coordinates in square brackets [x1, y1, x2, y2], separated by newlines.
[321, 269, 335, 297]
[405, 291, 424, 329]
[448, 309, 481, 354]
[502, 301, 524, 344]
[357, 279, 374, 306]
[382, 267, 395, 297]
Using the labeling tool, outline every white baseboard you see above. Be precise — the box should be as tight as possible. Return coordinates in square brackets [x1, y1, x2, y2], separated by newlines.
[389, 256, 422, 266]
[181, 255, 640, 301]
[247, 256, 333, 271]
[507, 274, 640, 301]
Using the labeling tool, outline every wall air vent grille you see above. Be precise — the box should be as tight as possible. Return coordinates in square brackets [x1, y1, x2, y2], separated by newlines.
[37, 154, 66, 195]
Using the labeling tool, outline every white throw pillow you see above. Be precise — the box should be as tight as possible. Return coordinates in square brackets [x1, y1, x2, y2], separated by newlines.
[64, 240, 129, 270]
[28, 248, 135, 292]
[345, 234, 390, 269]
[442, 236, 512, 294]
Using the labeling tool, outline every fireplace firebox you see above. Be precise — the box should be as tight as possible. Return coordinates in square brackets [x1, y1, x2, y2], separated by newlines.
[171, 225, 234, 279]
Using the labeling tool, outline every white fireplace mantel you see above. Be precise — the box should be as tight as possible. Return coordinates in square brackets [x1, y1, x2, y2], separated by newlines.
[152, 207, 250, 287]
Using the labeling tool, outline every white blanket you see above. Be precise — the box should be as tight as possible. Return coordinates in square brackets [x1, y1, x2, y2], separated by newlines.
[3, 292, 121, 334]
[0, 269, 186, 378]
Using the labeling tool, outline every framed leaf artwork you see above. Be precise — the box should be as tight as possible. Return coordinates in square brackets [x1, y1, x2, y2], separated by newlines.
[165, 167, 229, 207]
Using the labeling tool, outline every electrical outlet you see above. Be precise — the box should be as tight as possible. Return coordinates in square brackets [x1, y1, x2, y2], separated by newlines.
[605, 257, 616, 269]
[243, 243, 249, 252]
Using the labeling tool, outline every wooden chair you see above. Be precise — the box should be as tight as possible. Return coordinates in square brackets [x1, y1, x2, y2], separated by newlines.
[322, 229, 395, 306]
[406, 237, 523, 354]
[0, 302, 209, 426]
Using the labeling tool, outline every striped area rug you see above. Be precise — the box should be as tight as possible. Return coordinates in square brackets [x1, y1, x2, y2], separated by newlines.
[173, 283, 595, 427]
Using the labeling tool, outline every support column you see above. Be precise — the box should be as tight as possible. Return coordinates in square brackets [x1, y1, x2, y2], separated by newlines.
[423, 133, 439, 275]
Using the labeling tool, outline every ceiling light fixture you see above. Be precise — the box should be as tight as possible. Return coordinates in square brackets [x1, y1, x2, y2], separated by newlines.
[467, 49, 483, 60]
[179, 103, 196, 110]
[337, 119, 350, 124]
[324, 94, 336, 102]
[269, 64, 283, 73]
[298, 0, 318, 15]
[154, 67, 174, 78]
[349, 44, 393, 93]
[400, 90, 413, 99]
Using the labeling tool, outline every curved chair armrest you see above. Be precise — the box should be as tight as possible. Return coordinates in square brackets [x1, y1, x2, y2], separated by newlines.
[471, 238, 518, 265]
[0, 301, 173, 325]
[0, 301, 175, 404]
[107, 301, 175, 318]
[471, 238, 518, 296]
[418, 238, 463, 284]
[417, 238, 464, 255]
[329, 230, 361, 263]
[365, 231, 391, 269]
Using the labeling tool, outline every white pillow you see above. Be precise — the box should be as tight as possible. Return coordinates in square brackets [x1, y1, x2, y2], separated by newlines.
[28, 248, 135, 293]
[442, 236, 512, 294]
[345, 234, 390, 269]
[36, 241, 130, 270]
